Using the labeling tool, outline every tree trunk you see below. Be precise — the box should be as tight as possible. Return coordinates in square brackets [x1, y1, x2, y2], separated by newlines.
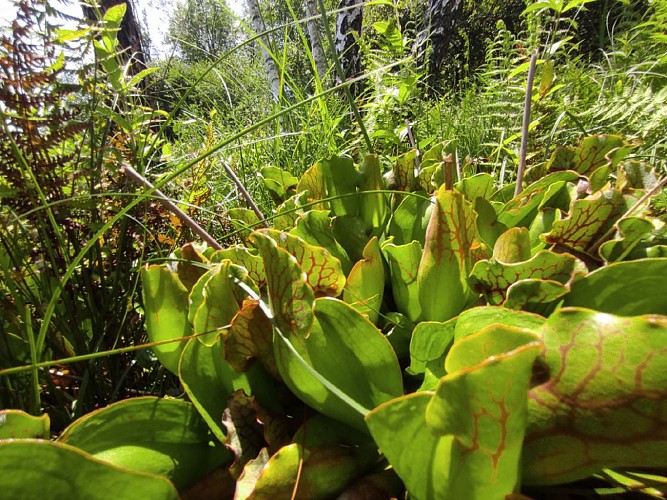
[413, 0, 463, 88]
[81, 0, 148, 75]
[335, 0, 364, 97]
[246, 0, 281, 101]
[305, 0, 328, 83]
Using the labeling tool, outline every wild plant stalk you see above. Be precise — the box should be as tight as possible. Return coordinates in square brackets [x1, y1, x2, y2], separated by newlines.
[515, 50, 539, 197]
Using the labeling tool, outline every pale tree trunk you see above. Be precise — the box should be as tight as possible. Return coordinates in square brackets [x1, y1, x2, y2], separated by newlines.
[413, 0, 463, 89]
[82, 0, 148, 75]
[305, 0, 328, 83]
[246, 0, 281, 101]
[335, 0, 363, 97]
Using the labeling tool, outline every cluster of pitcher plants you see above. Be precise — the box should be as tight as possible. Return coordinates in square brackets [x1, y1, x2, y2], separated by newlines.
[1, 134, 666, 498]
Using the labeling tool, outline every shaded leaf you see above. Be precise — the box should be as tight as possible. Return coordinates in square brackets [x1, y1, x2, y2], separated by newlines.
[180, 338, 277, 443]
[225, 299, 279, 378]
[598, 217, 656, 262]
[359, 154, 388, 232]
[387, 192, 431, 246]
[239, 415, 377, 500]
[492, 227, 531, 263]
[497, 171, 578, 228]
[222, 390, 291, 478]
[58, 397, 230, 490]
[292, 210, 353, 274]
[382, 240, 423, 322]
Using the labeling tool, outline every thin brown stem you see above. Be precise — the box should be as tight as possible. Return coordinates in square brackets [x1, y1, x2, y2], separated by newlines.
[515, 50, 539, 197]
[221, 162, 269, 229]
[120, 164, 223, 250]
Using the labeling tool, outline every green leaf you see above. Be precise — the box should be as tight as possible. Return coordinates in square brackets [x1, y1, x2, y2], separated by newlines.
[366, 393, 453, 500]
[388, 192, 431, 246]
[469, 249, 587, 306]
[598, 217, 656, 262]
[343, 237, 384, 323]
[225, 299, 279, 379]
[497, 171, 578, 228]
[452, 306, 546, 342]
[407, 320, 455, 377]
[57, 397, 231, 490]
[564, 258, 667, 315]
[417, 188, 479, 322]
[545, 189, 628, 254]
[0, 410, 49, 439]
[179, 338, 276, 442]
[524, 309, 667, 484]
[103, 2, 126, 23]
[617, 161, 659, 190]
[192, 262, 241, 346]
[392, 150, 418, 191]
[359, 154, 388, 233]
[492, 227, 531, 263]
[210, 246, 265, 285]
[455, 173, 496, 202]
[274, 298, 403, 432]
[474, 198, 509, 250]
[382, 240, 423, 322]
[229, 208, 262, 239]
[333, 215, 371, 264]
[291, 210, 353, 274]
[297, 156, 360, 217]
[547, 134, 630, 179]
[258, 229, 346, 297]
[250, 231, 315, 338]
[0, 440, 178, 499]
[141, 266, 191, 375]
[424, 336, 542, 499]
[259, 166, 298, 204]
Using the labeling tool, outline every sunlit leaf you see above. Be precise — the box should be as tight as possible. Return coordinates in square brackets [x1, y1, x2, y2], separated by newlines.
[250, 231, 315, 338]
[258, 229, 346, 297]
[0, 440, 178, 499]
[524, 309, 667, 484]
[417, 187, 479, 322]
[274, 298, 403, 432]
[469, 249, 587, 306]
[343, 237, 384, 323]
[141, 265, 191, 375]
[225, 299, 279, 379]
[0, 410, 49, 439]
[564, 258, 667, 315]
